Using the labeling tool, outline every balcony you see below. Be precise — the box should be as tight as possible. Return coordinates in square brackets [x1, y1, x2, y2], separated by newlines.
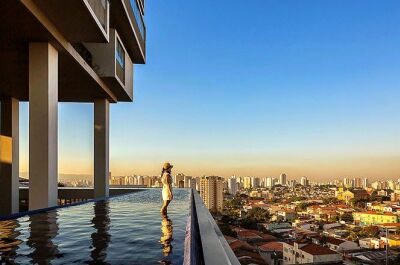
[84, 29, 134, 101]
[110, 0, 146, 64]
[0, 189, 240, 264]
[32, 0, 110, 43]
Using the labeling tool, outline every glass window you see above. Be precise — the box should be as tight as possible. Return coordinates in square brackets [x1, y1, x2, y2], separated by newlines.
[116, 40, 125, 69]
[130, 0, 145, 40]
[115, 39, 125, 84]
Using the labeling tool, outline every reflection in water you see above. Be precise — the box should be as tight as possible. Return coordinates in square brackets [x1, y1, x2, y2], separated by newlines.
[89, 200, 111, 265]
[0, 189, 188, 264]
[160, 213, 173, 259]
[27, 211, 60, 264]
[0, 220, 22, 264]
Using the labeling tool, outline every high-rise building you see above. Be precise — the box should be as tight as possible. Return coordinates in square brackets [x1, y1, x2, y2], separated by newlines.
[279, 173, 287, 186]
[174, 173, 185, 187]
[189, 178, 197, 190]
[178, 180, 184, 188]
[388, 180, 396, 190]
[137, 175, 144, 186]
[353, 178, 362, 188]
[343, 178, 349, 187]
[243, 177, 252, 189]
[266, 177, 274, 188]
[288, 180, 297, 187]
[300, 176, 309, 186]
[228, 176, 238, 195]
[184, 175, 192, 188]
[381, 181, 388, 189]
[251, 177, 260, 188]
[371, 181, 381, 190]
[200, 176, 224, 212]
[343, 177, 355, 188]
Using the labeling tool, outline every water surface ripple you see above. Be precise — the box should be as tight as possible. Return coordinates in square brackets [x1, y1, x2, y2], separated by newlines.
[0, 189, 190, 264]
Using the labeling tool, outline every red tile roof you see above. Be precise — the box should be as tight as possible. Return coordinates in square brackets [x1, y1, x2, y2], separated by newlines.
[260, 233, 277, 241]
[229, 240, 245, 250]
[326, 237, 346, 245]
[224, 236, 238, 244]
[237, 230, 261, 239]
[300, 244, 338, 255]
[259, 242, 283, 252]
[229, 239, 254, 251]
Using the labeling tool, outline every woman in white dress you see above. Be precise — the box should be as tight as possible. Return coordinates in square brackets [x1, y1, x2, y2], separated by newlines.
[160, 162, 173, 215]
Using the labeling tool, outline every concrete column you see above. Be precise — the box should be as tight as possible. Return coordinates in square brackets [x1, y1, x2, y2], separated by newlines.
[0, 97, 19, 215]
[29, 43, 58, 210]
[94, 99, 110, 198]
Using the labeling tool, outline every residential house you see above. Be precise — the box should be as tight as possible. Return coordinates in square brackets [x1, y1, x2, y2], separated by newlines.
[277, 209, 297, 222]
[282, 241, 342, 264]
[324, 237, 360, 252]
[353, 211, 399, 226]
[258, 242, 284, 265]
[359, 238, 385, 249]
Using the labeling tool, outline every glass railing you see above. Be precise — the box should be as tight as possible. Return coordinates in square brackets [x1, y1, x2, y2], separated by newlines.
[88, 0, 109, 31]
[129, 0, 145, 41]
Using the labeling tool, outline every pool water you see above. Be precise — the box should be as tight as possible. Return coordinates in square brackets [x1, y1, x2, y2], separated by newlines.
[0, 189, 190, 264]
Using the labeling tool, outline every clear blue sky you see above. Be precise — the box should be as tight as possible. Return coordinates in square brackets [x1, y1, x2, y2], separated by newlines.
[20, 0, 400, 180]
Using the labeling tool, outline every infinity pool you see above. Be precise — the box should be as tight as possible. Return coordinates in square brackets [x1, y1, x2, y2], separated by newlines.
[0, 189, 190, 264]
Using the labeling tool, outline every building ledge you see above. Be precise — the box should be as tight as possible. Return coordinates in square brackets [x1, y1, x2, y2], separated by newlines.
[184, 189, 240, 265]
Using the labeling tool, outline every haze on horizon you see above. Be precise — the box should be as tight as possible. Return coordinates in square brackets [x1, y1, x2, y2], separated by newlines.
[18, 0, 400, 181]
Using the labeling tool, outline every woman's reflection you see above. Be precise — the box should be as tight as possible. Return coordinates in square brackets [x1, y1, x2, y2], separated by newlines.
[27, 210, 60, 264]
[0, 219, 22, 264]
[90, 200, 111, 264]
[159, 213, 173, 258]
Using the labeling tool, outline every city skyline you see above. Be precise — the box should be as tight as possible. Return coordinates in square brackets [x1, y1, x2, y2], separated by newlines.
[18, 170, 400, 183]
[17, 0, 400, 179]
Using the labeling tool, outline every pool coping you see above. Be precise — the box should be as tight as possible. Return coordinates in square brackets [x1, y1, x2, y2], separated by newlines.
[184, 189, 240, 265]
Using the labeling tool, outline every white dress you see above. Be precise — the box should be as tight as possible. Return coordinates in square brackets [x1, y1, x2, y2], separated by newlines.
[162, 172, 173, 201]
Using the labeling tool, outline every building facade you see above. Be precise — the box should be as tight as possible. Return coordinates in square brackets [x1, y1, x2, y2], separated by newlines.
[353, 212, 398, 226]
[200, 176, 224, 212]
[282, 241, 341, 264]
[228, 176, 238, 195]
[279, 173, 287, 186]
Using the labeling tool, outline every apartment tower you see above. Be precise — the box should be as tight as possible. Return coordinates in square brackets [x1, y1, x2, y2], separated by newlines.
[200, 176, 224, 213]
[279, 173, 287, 186]
[228, 176, 238, 195]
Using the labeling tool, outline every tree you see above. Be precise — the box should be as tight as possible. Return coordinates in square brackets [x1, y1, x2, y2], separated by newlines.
[363, 226, 380, 237]
[219, 223, 237, 237]
[323, 197, 338, 205]
[297, 202, 309, 211]
[221, 215, 232, 224]
[240, 218, 258, 230]
[341, 213, 354, 223]
[370, 191, 378, 201]
[247, 207, 269, 222]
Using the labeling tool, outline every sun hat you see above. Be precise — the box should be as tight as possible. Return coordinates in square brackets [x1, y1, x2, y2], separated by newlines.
[163, 162, 173, 170]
